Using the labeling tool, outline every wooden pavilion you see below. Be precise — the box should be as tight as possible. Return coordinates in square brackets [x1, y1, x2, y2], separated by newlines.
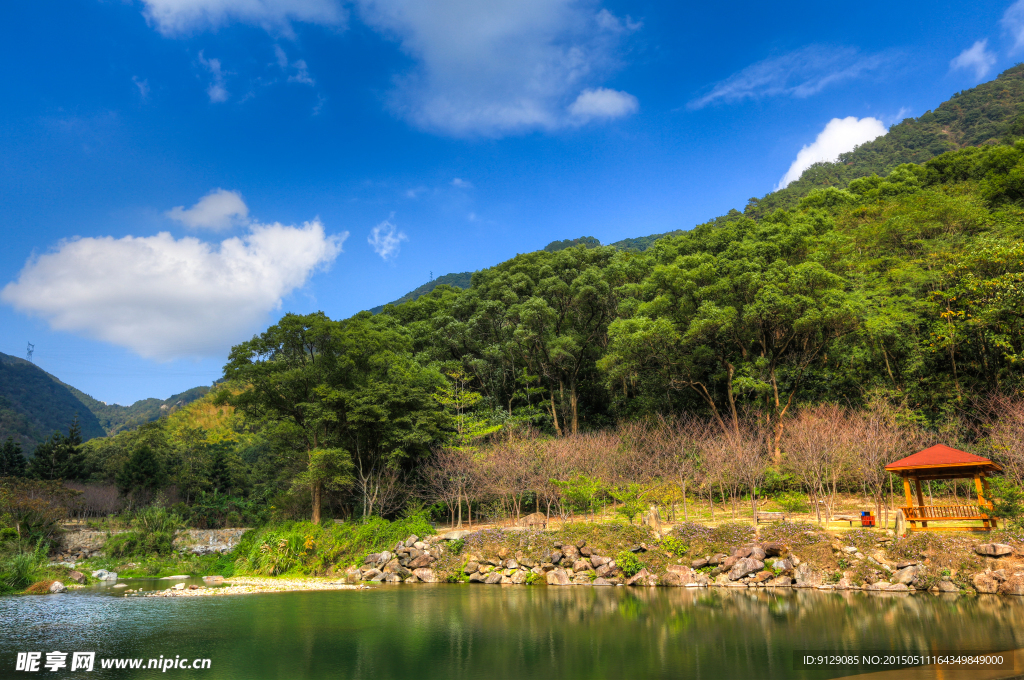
[885, 444, 1002, 532]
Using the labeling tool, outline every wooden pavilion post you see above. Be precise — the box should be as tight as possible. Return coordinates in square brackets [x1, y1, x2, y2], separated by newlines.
[903, 476, 916, 530]
[913, 477, 928, 528]
[974, 474, 995, 530]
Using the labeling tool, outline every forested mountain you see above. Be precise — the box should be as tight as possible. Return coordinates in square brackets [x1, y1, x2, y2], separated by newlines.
[68, 385, 211, 435]
[746, 63, 1024, 216]
[543, 236, 601, 252]
[369, 272, 474, 313]
[0, 353, 105, 450]
[0, 351, 209, 450]
[71, 67, 1024, 524]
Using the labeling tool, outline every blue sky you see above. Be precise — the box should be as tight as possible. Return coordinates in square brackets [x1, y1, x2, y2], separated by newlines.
[1, 0, 1020, 405]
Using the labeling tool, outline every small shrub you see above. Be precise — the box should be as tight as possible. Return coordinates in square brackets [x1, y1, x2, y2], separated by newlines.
[525, 572, 543, 585]
[24, 580, 56, 594]
[775, 492, 809, 514]
[615, 550, 644, 578]
[660, 537, 688, 556]
[448, 539, 465, 555]
[1, 551, 40, 592]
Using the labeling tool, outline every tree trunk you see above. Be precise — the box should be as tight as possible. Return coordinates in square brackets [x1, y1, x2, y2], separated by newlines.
[569, 380, 579, 435]
[549, 393, 562, 437]
[311, 480, 322, 525]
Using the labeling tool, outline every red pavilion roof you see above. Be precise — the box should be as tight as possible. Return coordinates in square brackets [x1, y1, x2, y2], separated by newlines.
[885, 444, 999, 471]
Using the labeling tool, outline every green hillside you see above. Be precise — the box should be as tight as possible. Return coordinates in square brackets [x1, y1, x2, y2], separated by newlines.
[0, 353, 105, 451]
[0, 351, 210, 451]
[369, 271, 474, 313]
[68, 385, 211, 435]
[543, 236, 601, 252]
[747, 63, 1024, 216]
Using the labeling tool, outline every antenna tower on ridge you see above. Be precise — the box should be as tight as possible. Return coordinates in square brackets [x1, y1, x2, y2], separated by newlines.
[26, 342, 34, 362]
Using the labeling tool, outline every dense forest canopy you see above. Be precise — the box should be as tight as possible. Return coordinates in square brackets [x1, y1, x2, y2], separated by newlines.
[8, 67, 1024, 529]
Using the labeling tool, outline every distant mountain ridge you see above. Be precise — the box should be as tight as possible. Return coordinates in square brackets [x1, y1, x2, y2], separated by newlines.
[0, 351, 209, 451]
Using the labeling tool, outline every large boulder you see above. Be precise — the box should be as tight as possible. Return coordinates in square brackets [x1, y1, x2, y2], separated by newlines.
[626, 569, 657, 587]
[404, 535, 419, 548]
[592, 577, 613, 586]
[511, 570, 529, 585]
[571, 572, 592, 585]
[769, 575, 793, 587]
[484, 572, 503, 585]
[408, 554, 433, 569]
[691, 558, 708, 569]
[666, 565, 695, 585]
[728, 558, 764, 581]
[49, 581, 67, 594]
[412, 568, 439, 583]
[469, 572, 485, 583]
[761, 542, 786, 557]
[975, 543, 1013, 557]
[937, 580, 959, 593]
[464, 561, 480, 575]
[893, 565, 918, 585]
[793, 563, 821, 588]
[518, 512, 547, 529]
[998, 575, 1024, 596]
[590, 555, 611, 568]
[748, 546, 766, 561]
[660, 572, 683, 586]
[441, 530, 471, 540]
[67, 571, 86, 584]
[546, 569, 571, 586]
[572, 559, 592, 572]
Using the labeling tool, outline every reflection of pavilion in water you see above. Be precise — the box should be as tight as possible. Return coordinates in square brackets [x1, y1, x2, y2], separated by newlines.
[885, 445, 1002, 533]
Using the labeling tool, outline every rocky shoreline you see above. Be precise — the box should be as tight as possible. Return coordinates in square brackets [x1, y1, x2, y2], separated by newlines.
[346, 528, 1024, 597]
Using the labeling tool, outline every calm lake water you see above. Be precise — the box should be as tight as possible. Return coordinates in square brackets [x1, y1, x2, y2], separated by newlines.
[2, 582, 1023, 679]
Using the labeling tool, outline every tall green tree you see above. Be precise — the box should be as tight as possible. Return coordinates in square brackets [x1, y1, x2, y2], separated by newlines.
[0, 438, 26, 477]
[28, 418, 88, 481]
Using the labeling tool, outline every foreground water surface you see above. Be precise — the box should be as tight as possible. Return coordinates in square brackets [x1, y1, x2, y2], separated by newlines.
[2, 582, 1023, 679]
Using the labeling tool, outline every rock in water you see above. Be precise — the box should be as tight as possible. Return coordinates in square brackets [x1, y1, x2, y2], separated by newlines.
[546, 569, 571, 586]
[49, 581, 67, 594]
[67, 571, 86, 584]
[173, 583, 186, 590]
[412, 568, 438, 583]
[998, 575, 1024, 596]
[893, 565, 917, 585]
[728, 558, 763, 581]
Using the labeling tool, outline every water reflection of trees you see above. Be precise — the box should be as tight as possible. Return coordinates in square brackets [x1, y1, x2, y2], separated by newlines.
[356, 587, 1024, 679]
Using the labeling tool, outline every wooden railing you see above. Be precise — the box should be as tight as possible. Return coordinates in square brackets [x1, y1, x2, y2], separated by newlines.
[902, 504, 987, 520]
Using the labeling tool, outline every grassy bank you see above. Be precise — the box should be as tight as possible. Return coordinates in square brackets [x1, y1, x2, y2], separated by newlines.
[233, 515, 436, 576]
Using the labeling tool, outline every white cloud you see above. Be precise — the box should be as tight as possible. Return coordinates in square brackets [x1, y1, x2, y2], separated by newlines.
[450, 178, 473, 189]
[776, 116, 887, 190]
[198, 51, 229, 103]
[166, 189, 249, 230]
[140, 0, 345, 36]
[1004, 0, 1024, 53]
[353, 0, 638, 136]
[950, 40, 997, 79]
[132, 76, 150, 100]
[0, 221, 345, 360]
[368, 220, 407, 260]
[274, 45, 316, 85]
[568, 87, 638, 121]
[690, 45, 891, 109]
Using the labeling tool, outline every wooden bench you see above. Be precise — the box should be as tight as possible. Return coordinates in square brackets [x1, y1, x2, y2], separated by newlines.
[756, 512, 784, 524]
